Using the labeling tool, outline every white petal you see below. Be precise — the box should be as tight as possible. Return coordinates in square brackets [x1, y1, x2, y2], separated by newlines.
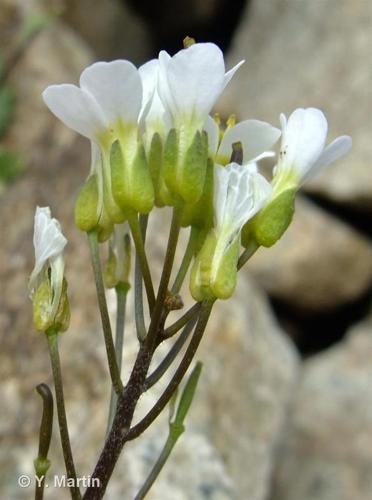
[50, 254, 65, 318]
[158, 43, 226, 123]
[139, 59, 159, 121]
[223, 59, 245, 89]
[204, 115, 220, 156]
[219, 120, 281, 163]
[43, 84, 107, 139]
[80, 60, 142, 125]
[305, 135, 352, 181]
[213, 163, 272, 235]
[29, 207, 67, 294]
[282, 108, 328, 178]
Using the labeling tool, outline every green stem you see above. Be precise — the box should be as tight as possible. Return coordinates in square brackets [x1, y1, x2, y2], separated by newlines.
[145, 314, 199, 390]
[237, 239, 259, 270]
[146, 205, 184, 347]
[87, 231, 123, 395]
[134, 214, 148, 341]
[171, 226, 198, 294]
[46, 332, 81, 500]
[128, 212, 155, 313]
[126, 300, 214, 441]
[106, 283, 128, 435]
[34, 383, 53, 500]
[134, 429, 180, 500]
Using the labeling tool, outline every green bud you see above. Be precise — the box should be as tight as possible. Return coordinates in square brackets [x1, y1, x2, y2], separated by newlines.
[181, 159, 214, 229]
[34, 457, 51, 477]
[164, 129, 208, 205]
[210, 237, 239, 300]
[148, 132, 177, 207]
[33, 278, 70, 333]
[243, 188, 296, 248]
[111, 140, 154, 214]
[74, 174, 100, 232]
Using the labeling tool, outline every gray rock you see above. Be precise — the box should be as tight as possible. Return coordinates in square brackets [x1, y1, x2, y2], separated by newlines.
[220, 0, 372, 210]
[246, 196, 372, 311]
[62, 0, 151, 63]
[272, 312, 372, 500]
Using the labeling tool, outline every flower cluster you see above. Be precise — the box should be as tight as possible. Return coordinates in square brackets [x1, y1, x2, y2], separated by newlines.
[41, 40, 351, 302]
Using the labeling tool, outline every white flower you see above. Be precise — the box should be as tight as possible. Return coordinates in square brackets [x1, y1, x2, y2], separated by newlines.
[274, 108, 352, 191]
[29, 207, 67, 317]
[158, 42, 243, 132]
[213, 162, 272, 252]
[43, 60, 143, 145]
[204, 115, 281, 165]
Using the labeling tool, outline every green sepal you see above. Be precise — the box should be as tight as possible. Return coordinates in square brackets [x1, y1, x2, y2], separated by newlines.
[181, 158, 214, 229]
[189, 231, 217, 302]
[210, 238, 240, 300]
[164, 129, 208, 204]
[33, 278, 70, 333]
[244, 188, 296, 248]
[74, 174, 100, 232]
[180, 130, 208, 204]
[111, 140, 154, 214]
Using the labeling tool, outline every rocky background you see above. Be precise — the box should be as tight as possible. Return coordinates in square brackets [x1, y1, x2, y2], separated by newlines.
[0, 0, 371, 499]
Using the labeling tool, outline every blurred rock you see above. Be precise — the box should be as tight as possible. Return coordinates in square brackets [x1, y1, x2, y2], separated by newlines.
[220, 0, 372, 210]
[246, 196, 372, 311]
[62, 0, 151, 63]
[272, 312, 372, 500]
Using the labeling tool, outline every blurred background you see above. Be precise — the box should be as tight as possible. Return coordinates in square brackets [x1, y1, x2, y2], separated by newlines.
[0, 0, 371, 498]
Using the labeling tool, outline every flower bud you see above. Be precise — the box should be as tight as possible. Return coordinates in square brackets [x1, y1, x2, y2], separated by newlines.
[74, 174, 100, 232]
[104, 224, 131, 289]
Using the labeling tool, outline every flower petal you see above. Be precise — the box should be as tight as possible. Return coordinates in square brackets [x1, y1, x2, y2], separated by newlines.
[223, 59, 245, 89]
[305, 135, 352, 181]
[29, 207, 67, 294]
[138, 59, 159, 122]
[219, 120, 281, 163]
[282, 108, 328, 178]
[43, 84, 107, 139]
[204, 115, 220, 156]
[80, 60, 142, 125]
[213, 163, 272, 235]
[158, 43, 226, 124]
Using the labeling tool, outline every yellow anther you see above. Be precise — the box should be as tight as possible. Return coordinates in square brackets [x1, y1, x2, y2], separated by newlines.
[226, 114, 236, 129]
[183, 36, 196, 48]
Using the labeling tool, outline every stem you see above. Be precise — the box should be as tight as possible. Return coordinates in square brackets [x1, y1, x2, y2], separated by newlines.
[237, 239, 259, 270]
[134, 215, 148, 341]
[128, 212, 155, 312]
[134, 430, 179, 500]
[106, 283, 128, 435]
[145, 315, 199, 390]
[46, 332, 81, 500]
[88, 231, 123, 395]
[34, 383, 53, 500]
[126, 300, 214, 441]
[146, 206, 183, 347]
[83, 344, 155, 500]
[163, 302, 201, 339]
[171, 226, 198, 294]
